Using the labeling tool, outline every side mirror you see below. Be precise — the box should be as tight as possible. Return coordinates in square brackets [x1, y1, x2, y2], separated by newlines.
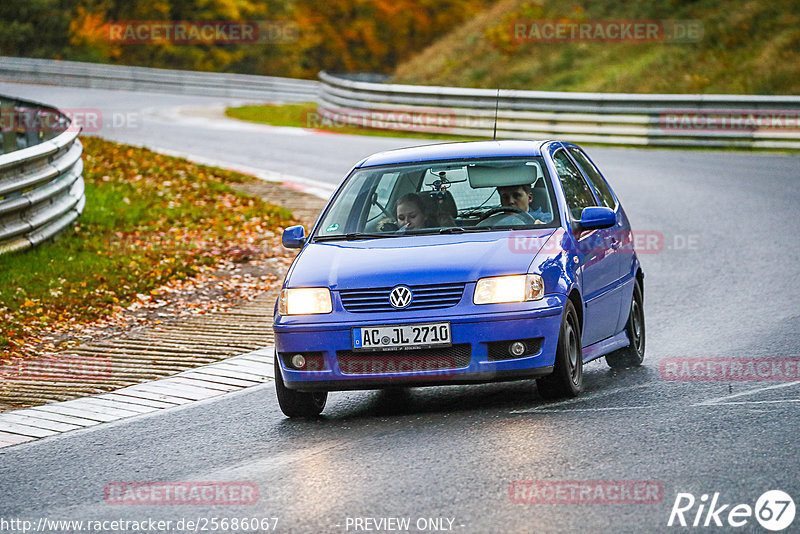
[282, 225, 306, 249]
[575, 207, 616, 231]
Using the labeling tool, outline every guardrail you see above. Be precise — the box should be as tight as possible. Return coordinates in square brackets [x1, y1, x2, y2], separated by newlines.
[0, 96, 85, 254]
[318, 72, 800, 149]
[0, 56, 319, 101]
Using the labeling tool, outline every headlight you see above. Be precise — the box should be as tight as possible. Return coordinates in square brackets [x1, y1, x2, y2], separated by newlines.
[473, 274, 544, 305]
[279, 288, 332, 315]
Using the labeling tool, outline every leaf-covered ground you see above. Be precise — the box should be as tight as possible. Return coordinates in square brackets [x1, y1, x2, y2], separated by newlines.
[0, 136, 294, 363]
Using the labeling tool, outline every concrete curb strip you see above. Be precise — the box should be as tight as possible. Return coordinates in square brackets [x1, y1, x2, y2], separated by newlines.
[0, 347, 276, 449]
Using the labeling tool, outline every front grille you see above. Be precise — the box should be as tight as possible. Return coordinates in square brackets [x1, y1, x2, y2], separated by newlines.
[337, 344, 471, 375]
[339, 283, 465, 313]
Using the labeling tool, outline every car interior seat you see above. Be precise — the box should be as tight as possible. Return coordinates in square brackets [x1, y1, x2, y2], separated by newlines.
[530, 179, 550, 214]
[424, 190, 457, 227]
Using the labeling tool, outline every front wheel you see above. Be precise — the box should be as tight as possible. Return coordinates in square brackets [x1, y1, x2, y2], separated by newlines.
[606, 280, 645, 369]
[274, 354, 327, 417]
[537, 299, 583, 399]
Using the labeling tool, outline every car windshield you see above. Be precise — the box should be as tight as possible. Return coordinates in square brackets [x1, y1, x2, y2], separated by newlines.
[314, 157, 559, 240]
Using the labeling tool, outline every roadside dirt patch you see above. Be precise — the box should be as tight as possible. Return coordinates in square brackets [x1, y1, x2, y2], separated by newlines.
[0, 181, 326, 412]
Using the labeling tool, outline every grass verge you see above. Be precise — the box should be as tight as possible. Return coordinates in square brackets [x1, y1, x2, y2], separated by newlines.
[0, 136, 292, 361]
[225, 102, 485, 142]
[225, 103, 799, 154]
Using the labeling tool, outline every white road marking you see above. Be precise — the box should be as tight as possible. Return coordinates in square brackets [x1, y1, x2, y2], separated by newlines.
[693, 381, 800, 406]
[697, 399, 800, 406]
[524, 406, 651, 413]
[509, 383, 651, 414]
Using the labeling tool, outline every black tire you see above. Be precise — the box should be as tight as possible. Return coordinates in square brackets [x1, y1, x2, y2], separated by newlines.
[537, 299, 583, 399]
[274, 354, 327, 417]
[606, 280, 645, 369]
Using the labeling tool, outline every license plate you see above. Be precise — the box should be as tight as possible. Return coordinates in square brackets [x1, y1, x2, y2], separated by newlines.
[352, 322, 451, 351]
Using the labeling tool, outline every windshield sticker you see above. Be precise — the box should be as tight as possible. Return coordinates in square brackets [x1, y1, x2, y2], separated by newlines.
[326, 223, 340, 232]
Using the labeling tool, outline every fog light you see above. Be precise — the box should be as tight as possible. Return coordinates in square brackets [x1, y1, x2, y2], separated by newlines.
[509, 341, 526, 357]
[291, 354, 306, 369]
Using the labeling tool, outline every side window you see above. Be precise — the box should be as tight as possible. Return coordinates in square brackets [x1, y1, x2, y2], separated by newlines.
[553, 149, 597, 220]
[568, 147, 616, 209]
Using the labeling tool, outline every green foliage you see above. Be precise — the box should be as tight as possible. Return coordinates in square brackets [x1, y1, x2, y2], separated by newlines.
[0, 0, 73, 58]
[3, 0, 492, 78]
[393, 0, 800, 95]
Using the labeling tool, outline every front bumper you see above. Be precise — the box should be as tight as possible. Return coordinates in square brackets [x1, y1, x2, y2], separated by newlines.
[273, 294, 566, 391]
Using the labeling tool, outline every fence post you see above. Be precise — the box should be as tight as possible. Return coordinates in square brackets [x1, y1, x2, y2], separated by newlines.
[1, 99, 16, 154]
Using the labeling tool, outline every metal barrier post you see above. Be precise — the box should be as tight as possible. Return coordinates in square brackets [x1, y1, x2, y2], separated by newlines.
[1, 100, 15, 154]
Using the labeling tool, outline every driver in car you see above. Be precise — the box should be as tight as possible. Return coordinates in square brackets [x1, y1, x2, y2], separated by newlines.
[497, 184, 552, 223]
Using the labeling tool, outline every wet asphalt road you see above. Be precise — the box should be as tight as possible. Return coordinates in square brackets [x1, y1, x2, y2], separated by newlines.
[1, 82, 799, 533]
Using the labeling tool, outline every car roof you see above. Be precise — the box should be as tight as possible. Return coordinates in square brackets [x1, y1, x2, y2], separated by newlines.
[357, 140, 549, 168]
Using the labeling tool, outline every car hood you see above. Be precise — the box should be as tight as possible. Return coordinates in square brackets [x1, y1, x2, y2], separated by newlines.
[286, 230, 554, 290]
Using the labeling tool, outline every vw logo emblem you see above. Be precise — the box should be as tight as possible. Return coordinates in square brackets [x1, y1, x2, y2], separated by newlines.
[389, 286, 413, 309]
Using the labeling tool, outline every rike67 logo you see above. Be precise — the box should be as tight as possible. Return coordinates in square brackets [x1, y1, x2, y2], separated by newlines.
[668, 490, 795, 531]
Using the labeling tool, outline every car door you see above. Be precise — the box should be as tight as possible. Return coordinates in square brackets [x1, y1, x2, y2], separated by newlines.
[567, 146, 634, 335]
[551, 148, 622, 346]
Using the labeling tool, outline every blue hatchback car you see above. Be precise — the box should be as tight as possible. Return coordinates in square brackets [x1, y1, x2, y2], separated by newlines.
[273, 140, 645, 417]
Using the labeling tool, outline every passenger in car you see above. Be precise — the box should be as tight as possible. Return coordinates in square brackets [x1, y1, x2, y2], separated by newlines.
[396, 192, 433, 230]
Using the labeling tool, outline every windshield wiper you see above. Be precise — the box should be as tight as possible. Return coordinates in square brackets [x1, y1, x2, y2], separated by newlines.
[314, 232, 403, 242]
[438, 226, 494, 234]
[407, 226, 495, 236]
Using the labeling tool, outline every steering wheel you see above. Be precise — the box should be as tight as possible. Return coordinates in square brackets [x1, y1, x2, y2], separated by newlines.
[476, 206, 536, 224]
